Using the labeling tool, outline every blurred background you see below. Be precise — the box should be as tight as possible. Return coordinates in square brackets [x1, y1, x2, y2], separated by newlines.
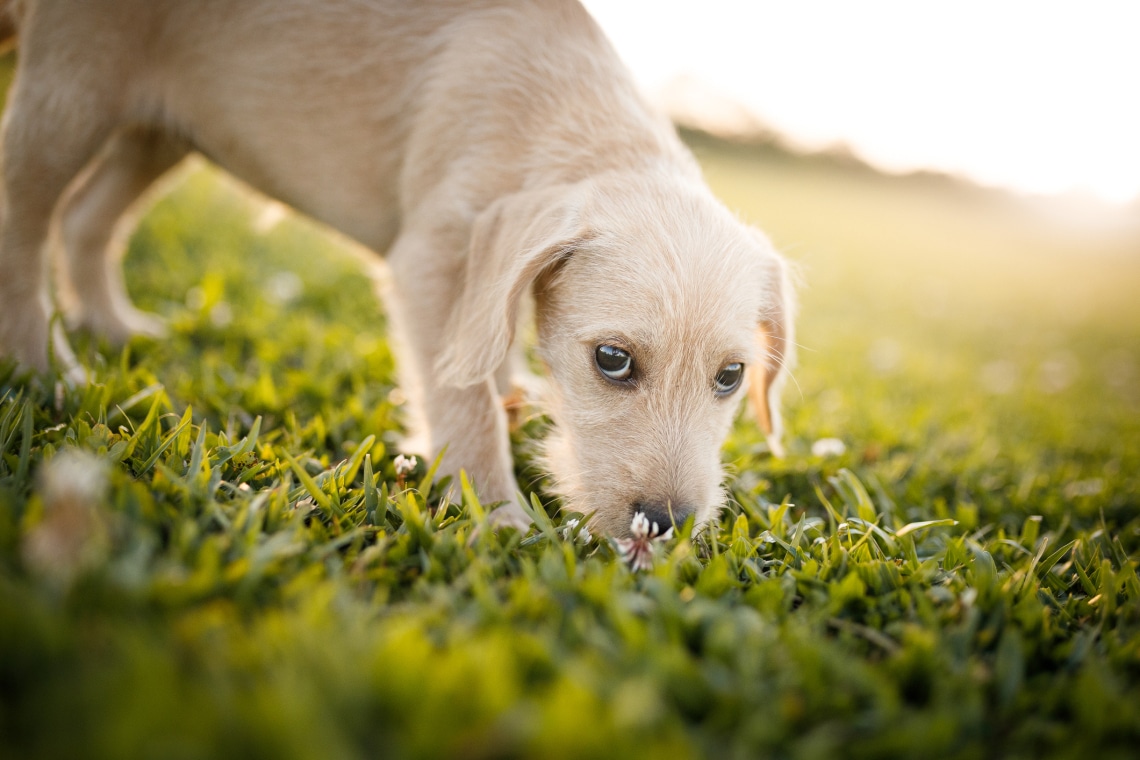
[582, 0, 1140, 206]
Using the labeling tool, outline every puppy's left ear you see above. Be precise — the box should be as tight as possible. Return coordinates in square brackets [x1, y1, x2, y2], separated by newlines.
[437, 184, 587, 388]
[747, 237, 796, 457]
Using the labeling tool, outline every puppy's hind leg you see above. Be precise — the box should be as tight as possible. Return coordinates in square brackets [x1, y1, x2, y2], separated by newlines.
[56, 130, 189, 345]
[0, 71, 119, 380]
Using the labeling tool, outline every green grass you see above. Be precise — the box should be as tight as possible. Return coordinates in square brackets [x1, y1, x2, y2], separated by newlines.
[2, 119, 1140, 757]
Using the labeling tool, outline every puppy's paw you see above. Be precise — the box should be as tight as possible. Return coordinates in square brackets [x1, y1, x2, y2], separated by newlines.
[120, 309, 168, 341]
[72, 306, 168, 346]
[465, 500, 532, 547]
[59, 362, 90, 388]
[0, 307, 86, 383]
[487, 501, 533, 533]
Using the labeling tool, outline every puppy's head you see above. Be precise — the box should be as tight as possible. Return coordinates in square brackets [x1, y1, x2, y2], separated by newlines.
[440, 171, 794, 537]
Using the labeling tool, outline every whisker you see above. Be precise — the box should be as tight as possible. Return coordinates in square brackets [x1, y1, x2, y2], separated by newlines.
[764, 350, 805, 402]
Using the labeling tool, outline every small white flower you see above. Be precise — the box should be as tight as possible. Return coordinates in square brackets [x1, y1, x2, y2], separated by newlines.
[393, 454, 418, 477]
[41, 450, 108, 508]
[209, 301, 234, 327]
[615, 512, 674, 572]
[1064, 479, 1104, 498]
[564, 518, 593, 544]
[811, 437, 847, 458]
[23, 450, 110, 588]
[265, 270, 303, 305]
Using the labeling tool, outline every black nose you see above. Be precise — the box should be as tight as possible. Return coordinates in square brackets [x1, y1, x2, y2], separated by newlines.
[633, 503, 694, 535]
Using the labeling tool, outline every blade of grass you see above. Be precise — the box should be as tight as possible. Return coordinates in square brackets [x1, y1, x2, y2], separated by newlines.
[15, 398, 33, 484]
[896, 518, 958, 538]
[281, 449, 333, 513]
[135, 405, 193, 476]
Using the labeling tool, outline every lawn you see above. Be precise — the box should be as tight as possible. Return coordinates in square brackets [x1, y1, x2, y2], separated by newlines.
[2, 65, 1139, 757]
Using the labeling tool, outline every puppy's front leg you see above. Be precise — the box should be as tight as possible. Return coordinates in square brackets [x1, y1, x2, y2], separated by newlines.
[384, 228, 530, 531]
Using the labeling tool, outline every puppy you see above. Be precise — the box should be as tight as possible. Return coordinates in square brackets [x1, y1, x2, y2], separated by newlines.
[0, 0, 793, 536]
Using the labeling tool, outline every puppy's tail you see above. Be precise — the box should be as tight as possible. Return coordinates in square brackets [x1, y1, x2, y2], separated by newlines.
[0, 0, 24, 56]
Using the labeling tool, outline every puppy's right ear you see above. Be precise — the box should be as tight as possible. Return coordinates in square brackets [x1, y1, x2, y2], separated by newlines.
[437, 185, 586, 388]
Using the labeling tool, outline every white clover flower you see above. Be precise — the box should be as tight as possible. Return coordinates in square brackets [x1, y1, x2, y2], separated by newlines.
[811, 437, 847, 458]
[393, 454, 418, 477]
[265, 270, 303, 305]
[23, 450, 110, 588]
[615, 512, 673, 572]
[564, 518, 592, 544]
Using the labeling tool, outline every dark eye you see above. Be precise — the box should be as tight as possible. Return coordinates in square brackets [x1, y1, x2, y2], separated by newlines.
[595, 344, 633, 382]
[714, 362, 744, 395]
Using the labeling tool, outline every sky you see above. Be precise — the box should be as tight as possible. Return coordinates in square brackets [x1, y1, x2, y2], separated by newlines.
[580, 0, 1140, 205]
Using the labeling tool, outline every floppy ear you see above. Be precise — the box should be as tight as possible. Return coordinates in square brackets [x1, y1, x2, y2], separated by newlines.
[747, 245, 796, 457]
[437, 185, 586, 388]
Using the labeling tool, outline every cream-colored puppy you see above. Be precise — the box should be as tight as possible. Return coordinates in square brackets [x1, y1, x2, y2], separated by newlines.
[0, 0, 793, 536]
